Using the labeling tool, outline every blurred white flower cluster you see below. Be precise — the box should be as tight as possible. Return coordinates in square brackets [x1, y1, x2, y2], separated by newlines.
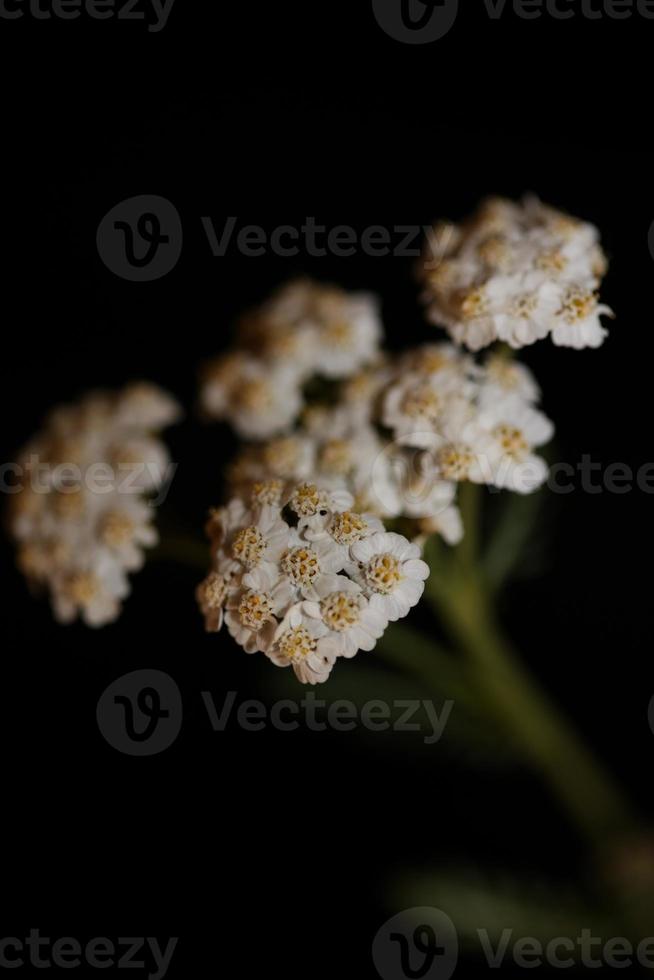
[199, 279, 382, 439]
[9, 383, 180, 626]
[216, 336, 553, 553]
[420, 196, 613, 351]
[197, 483, 429, 684]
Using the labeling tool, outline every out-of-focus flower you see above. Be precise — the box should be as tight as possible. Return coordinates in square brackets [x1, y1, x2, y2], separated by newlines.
[199, 279, 384, 437]
[8, 383, 180, 627]
[419, 196, 614, 350]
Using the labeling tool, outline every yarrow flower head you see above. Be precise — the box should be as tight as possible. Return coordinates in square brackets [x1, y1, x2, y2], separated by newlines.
[198, 279, 383, 439]
[419, 196, 614, 351]
[197, 481, 429, 684]
[8, 383, 180, 627]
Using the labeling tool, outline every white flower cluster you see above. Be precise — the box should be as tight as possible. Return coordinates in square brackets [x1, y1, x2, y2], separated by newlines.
[199, 279, 383, 439]
[9, 384, 180, 626]
[420, 196, 614, 351]
[197, 482, 429, 684]
[221, 341, 553, 550]
[382, 344, 553, 496]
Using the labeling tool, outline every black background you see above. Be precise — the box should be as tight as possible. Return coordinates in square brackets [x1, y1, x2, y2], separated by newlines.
[1, 1, 653, 976]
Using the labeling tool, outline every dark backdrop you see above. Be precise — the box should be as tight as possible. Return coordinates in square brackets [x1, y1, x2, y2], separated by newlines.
[1, 2, 652, 977]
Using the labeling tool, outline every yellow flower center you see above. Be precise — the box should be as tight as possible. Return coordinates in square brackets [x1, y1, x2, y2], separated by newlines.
[478, 234, 512, 270]
[235, 379, 272, 413]
[536, 249, 567, 273]
[281, 547, 321, 586]
[402, 384, 441, 421]
[251, 480, 284, 507]
[263, 438, 301, 476]
[238, 590, 275, 631]
[232, 526, 266, 568]
[495, 425, 528, 458]
[320, 592, 361, 632]
[559, 288, 597, 324]
[460, 287, 489, 320]
[319, 440, 353, 475]
[323, 320, 354, 348]
[278, 625, 316, 663]
[289, 483, 322, 517]
[200, 572, 228, 610]
[365, 553, 402, 595]
[330, 511, 367, 546]
[436, 444, 473, 481]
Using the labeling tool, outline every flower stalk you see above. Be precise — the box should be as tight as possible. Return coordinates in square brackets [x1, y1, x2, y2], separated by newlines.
[424, 482, 638, 856]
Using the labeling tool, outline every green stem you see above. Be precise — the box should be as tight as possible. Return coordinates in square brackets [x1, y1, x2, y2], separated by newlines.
[433, 576, 636, 851]
[427, 483, 638, 855]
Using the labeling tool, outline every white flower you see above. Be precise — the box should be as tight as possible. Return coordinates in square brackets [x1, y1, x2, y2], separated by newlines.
[268, 604, 335, 685]
[471, 397, 553, 493]
[478, 353, 540, 408]
[225, 565, 295, 653]
[196, 570, 232, 633]
[96, 494, 158, 571]
[493, 280, 561, 348]
[351, 531, 429, 622]
[220, 504, 291, 578]
[304, 578, 387, 660]
[51, 556, 130, 628]
[227, 360, 303, 440]
[115, 382, 181, 431]
[551, 285, 613, 350]
[311, 289, 382, 378]
[383, 372, 451, 449]
[279, 531, 345, 601]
